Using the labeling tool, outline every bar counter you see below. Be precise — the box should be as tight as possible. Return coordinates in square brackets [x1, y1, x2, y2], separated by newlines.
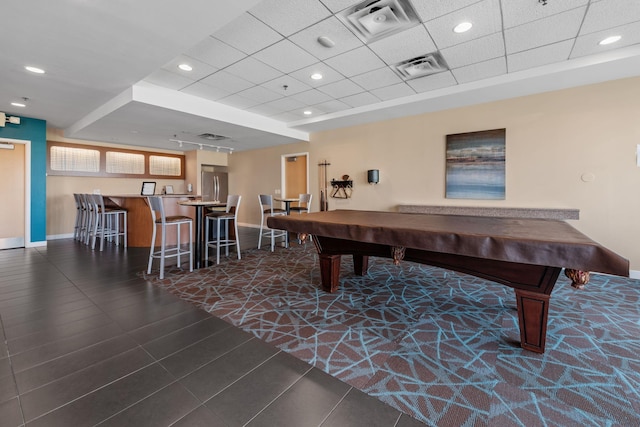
[105, 194, 198, 247]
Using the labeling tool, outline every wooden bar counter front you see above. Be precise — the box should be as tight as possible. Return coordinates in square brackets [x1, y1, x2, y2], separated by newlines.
[105, 195, 197, 247]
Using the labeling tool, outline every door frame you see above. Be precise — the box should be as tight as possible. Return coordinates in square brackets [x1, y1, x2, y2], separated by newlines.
[1, 137, 31, 248]
[281, 152, 309, 198]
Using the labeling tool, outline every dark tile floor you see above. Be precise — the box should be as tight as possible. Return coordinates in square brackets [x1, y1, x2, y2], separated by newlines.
[0, 229, 423, 427]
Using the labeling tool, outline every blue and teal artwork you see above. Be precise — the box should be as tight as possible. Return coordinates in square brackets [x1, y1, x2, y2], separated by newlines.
[445, 128, 506, 200]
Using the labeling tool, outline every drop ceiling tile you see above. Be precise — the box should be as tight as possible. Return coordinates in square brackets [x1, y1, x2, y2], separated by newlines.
[507, 40, 573, 73]
[351, 67, 403, 90]
[412, 0, 481, 22]
[288, 62, 344, 87]
[441, 32, 504, 68]
[406, 71, 457, 93]
[505, 7, 586, 54]
[236, 85, 283, 104]
[452, 57, 506, 83]
[317, 79, 365, 98]
[224, 57, 283, 85]
[218, 93, 262, 109]
[571, 21, 640, 58]
[161, 55, 218, 81]
[319, 0, 358, 13]
[264, 96, 306, 112]
[581, 0, 640, 34]
[290, 88, 333, 105]
[369, 25, 437, 65]
[246, 103, 286, 116]
[213, 13, 283, 55]
[426, 0, 502, 50]
[261, 75, 312, 96]
[289, 16, 364, 60]
[502, 0, 588, 29]
[370, 82, 416, 101]
[340, 91, 381, 108]
[200, 70, 254, 93]
[143, 69, 194, 90]
[271, 111, 302, 122]
[186, 37, 246, 69]
[313, 99, 351, 113]
[253, 39, 319, 73]
[249, 0, 332, 37]
[324, 46, 387, 77]
[180, 82, 232, 101]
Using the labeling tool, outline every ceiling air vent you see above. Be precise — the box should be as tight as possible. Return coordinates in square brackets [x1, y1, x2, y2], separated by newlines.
[337, 0, 420, 43]
[198, 133, 229, 141]
[394, 52, 449, 80]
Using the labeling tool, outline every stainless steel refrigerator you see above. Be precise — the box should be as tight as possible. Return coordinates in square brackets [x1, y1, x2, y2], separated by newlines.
[201, 166, 228, 202]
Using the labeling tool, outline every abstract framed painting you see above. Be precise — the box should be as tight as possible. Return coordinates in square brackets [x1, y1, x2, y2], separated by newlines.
[445, 128, 506, 200]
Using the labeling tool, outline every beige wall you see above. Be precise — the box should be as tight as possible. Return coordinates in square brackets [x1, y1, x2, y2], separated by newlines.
[229, 141, 310, 226]
[232, 77, 640, 271]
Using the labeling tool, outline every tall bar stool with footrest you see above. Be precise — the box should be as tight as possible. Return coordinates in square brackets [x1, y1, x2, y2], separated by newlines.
[147, 196, 193, 279]
[87, 194, 128, 251]
[205, 194, 241, 264]
[258, 194, 288, 251]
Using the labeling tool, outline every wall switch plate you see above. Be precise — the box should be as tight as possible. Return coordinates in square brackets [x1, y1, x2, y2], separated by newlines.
[637, 145, 640, 167]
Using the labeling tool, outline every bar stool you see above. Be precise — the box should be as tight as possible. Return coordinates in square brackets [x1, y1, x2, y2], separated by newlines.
[73, 193, 85, 241]
[205, 195, 241, 264]
[147, 196, 193, 279]
[289, 193, 312, 214]
[87, 194, 128, 251]
[257, 194, 287, 251]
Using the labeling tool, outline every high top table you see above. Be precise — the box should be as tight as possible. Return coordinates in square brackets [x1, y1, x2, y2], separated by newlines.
[178, 200, 226, 269]
[268, 210, 629, 353]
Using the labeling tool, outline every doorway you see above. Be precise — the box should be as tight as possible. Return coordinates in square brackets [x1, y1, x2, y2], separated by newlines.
[0, 139, 26, 249]
[282, 153, 309, 199]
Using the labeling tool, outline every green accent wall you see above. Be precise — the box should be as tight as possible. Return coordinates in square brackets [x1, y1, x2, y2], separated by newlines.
[0, 117, 47, 244]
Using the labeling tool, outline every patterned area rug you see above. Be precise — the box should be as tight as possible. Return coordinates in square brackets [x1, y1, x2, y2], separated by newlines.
[149, 243, 640, 426]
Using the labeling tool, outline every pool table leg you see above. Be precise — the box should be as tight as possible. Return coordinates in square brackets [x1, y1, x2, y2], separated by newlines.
[319, 254, 342, 293]
[353, 254, 369, 276]
[515, 289, 551, 353]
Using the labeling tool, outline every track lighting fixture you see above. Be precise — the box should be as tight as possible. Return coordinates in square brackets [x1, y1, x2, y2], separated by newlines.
[169, 138, 234, 154]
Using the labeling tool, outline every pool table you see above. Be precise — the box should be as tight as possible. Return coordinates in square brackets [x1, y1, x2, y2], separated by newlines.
[267, 210, 629, 353]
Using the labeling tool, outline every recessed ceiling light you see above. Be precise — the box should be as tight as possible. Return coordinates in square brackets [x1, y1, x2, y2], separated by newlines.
[599, 35, 621, 45]
[303, 110, 312, 115]
[310, 73, 323, 80]
[11, 102, 26, 107]
[178, 64, 193, 71]
[453, 22, 473, 33]
[25, 66, 45, 74]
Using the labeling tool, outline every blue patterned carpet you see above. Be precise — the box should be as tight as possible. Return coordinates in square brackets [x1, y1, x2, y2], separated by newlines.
[151, 243, 640, 426]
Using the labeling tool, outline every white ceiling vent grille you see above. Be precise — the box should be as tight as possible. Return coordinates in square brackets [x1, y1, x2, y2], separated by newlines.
[198, 133, 229, 141]
[394, 52, 449, 80]
[337, 0, 420, 44]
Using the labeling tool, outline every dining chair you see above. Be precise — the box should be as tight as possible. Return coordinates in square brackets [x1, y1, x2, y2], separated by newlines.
[205, 194, 242, 264]
[288, 193, 312, 214]
[147, 196, 193, 279]
[257, 194, 288, 251]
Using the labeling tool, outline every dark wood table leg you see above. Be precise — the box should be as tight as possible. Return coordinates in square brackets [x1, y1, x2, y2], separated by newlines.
[515, 289, 551, 353]
[319, 254, 341, 292]
[353, 254, 369, 276]
[194, 206, 204, 269]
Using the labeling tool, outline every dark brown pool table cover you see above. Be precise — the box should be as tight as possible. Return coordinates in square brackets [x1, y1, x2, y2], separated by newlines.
[267, 210, 628, 277]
